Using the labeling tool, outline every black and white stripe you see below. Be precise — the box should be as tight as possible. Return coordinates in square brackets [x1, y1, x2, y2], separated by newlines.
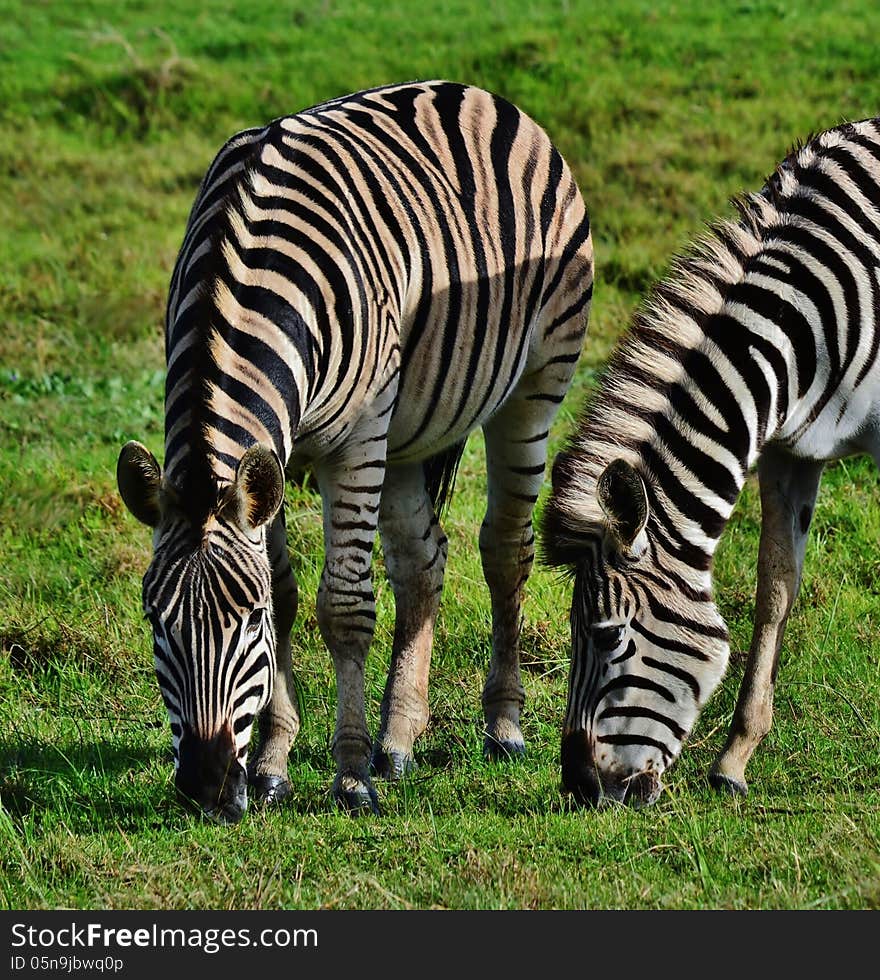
[120, 80, 593, 817]
[543, 117, 880, 806]
[144, 518, 272, 765]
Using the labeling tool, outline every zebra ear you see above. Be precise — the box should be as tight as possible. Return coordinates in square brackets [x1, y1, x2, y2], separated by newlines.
[596, 458, 649, 557]
[117, 441, 163, 528]
[232, 443, 285, 531]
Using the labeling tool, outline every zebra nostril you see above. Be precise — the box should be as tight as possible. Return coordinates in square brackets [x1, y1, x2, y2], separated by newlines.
[622, 770, 663, 808]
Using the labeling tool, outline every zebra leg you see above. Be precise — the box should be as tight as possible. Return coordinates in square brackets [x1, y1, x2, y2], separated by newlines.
[313, 456, 385, 816]
[710, 448, 824, 796]
[372, 463, 447, 780]
[249, 509, 300, 804]
[479, 397, 558, 761]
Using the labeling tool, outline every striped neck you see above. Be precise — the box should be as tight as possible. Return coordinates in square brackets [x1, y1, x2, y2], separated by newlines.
[163, 172, 318, 519]
[545, 192, 783, 586]
[548, 117, 880, 585]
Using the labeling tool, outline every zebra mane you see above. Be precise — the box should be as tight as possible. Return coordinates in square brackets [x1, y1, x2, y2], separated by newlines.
[183, 221, 233, 527]
[560, 119, 872, 552]
[166, 145, 266, 529]
[540, 187, 781, 570]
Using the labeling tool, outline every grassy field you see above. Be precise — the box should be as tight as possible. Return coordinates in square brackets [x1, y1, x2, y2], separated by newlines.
[1, 0, 879, 910]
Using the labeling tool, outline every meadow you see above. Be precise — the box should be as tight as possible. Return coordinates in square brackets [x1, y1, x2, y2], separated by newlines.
[1, 0, 879, 909]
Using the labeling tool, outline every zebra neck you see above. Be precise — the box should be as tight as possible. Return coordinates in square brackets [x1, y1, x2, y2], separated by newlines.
[162, 344, 306, 515]
[546, 201, 778, 581]
[571, 223, 796, 578]
[634, 296, 792, 572]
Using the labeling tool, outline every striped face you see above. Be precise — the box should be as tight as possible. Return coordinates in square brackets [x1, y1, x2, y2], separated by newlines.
[118, 440, 285, 823]
[561, 538, 729, 807]
[143, 514, 275, 778]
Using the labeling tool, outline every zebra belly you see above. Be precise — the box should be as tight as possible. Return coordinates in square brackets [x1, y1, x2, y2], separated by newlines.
[779, 391, 880, 462]
[385, 374, 525, 464]
[385, 320, 538, 464]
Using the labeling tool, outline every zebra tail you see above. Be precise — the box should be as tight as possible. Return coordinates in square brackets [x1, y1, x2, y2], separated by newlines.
[423, 440, 467, 517]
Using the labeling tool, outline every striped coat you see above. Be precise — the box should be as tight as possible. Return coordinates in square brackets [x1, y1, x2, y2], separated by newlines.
[543, 118, 880, 807]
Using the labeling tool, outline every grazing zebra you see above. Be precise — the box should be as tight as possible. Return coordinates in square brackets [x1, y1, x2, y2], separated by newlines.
[117, 80, 593, 822]
[542, 117, 880, 807]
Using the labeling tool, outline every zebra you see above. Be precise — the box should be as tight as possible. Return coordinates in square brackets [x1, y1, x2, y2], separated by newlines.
[116, 80, 594, 822]
[541, 117, 880, 807]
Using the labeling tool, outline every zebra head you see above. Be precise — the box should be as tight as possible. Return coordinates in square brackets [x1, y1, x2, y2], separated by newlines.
[117, 440, 285, 823]
[550, 457, 730, 808]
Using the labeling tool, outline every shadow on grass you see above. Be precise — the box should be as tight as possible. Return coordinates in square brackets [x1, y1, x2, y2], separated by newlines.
[0, 727, 580, 826]
[0, 734, 177, 832]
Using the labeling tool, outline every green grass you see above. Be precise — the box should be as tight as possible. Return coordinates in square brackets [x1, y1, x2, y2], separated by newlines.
[2, 0, 879, 909]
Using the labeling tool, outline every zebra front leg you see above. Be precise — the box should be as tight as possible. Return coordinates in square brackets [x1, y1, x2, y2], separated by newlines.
[314, 456, 385, 815]
[249, 509, 300, 804]
[372, 463, 447, 779]
[710, 448, 824, 795]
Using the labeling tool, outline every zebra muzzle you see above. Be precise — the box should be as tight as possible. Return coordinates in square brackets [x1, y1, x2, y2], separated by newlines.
[561, 730, 662, 809]
[175, 723, 248, 824]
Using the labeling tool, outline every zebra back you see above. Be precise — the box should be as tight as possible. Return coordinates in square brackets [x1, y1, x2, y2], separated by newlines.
[163, 80, 592, 518]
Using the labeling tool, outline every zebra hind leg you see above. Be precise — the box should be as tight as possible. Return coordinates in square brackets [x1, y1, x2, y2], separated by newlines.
[372, 463, 448, 780]
[479, 397, 560, 761]
[249, 509, 301, 804]
[710, 448, 824, 796]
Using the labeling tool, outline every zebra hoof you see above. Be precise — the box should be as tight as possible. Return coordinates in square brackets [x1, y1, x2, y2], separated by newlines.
[483, 735, 526, 762]
[709, 771, 748, 797]
[371, 744, 416, 780]
[333, 772, 381, 816]
[249, 773, 293, 805]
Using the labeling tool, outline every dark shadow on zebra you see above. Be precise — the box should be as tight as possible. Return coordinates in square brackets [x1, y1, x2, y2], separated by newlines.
[116, 80, 594, 822]
[542, 116, 880, 808]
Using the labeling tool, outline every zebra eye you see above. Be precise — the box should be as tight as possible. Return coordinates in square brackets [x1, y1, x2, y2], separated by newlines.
[246, 608, 266, 635]
[592, 623, 625, 653]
